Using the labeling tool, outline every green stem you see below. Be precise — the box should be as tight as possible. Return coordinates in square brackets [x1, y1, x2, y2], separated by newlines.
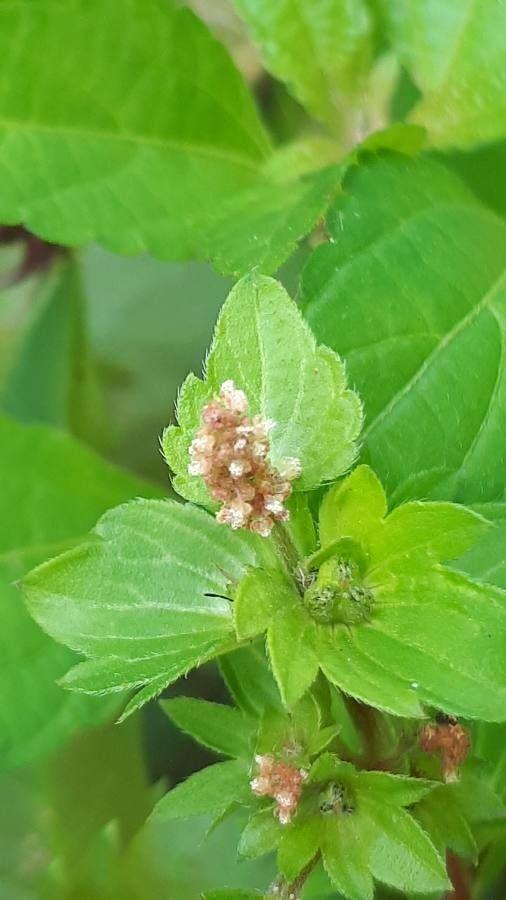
[272, 522, 302, 579]
[268, 855, 319, 899]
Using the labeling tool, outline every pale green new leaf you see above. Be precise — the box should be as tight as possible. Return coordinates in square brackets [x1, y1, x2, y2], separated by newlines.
[303, 156, 506, 506]
[166, 273, 362, 497]
[152, 759, 251, 821]
[0, 0, 268, 263]
[0, 415, 161, 768]
[316, 466, 506, 720]
[24, 500, 265, 704]
[161, 697, 256, 758]
[233, 0, 373, 130]
[383, 0, 506, 147]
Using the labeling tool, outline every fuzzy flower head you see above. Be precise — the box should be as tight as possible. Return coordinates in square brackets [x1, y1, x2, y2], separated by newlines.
[188, 380, 301, 537]
[250, 754, 308, 825]
[419, 716, 471, 783]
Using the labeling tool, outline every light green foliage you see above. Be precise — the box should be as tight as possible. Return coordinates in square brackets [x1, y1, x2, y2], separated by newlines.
[82, 247, 231, 481]
[382, 0, 506, 147]
[315, 466, 506, 720]
[303, 156, 506, 505]
[239, 753, 447, 899]
[0, 414, 160, 768]
[230, 464, 506, 720]
[0, 259, 102, 445]
[164, 273, 363, 495]
[0, 0, 349, 276]
[219, 643, 284, 718]
[233, 0, 373, 132]
[23, 499, 267, 707]
[456, 502, 506, 589]
[414, 784, 478, 862]
[0, 0, 267, 260]
[152, 758, 252, 821]
[203, 164, 344, 277]
[161, 697, 256, 759]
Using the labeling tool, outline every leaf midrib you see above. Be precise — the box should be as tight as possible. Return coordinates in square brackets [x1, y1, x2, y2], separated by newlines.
[0, 118, 262, 173]
[364, 268, 506, 440]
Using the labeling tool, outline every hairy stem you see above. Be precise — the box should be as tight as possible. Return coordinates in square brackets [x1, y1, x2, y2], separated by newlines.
[268, 856, 319, 899]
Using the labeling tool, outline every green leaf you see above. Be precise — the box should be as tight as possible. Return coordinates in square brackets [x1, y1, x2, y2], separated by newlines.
[455, 502, 506, 589]
[220, 644, 284, 718]
[81, 247, 230, 482]
[356, 771, 435, 806]
[383, 0, 506, 147]
[24, 500, 265, 706]
[233, 0, 373, 131]
[363, 800, 450, 893]
[166, 273, 362, 498]
[160, 697, 256, 759]
[328, 687, 364, 757]
[322, 813, 374, 900]
[315, 467, 506, 720]
[303, 155, 506, 506]
[414, 784, 478, 862]
[152, 759, 250, 821]
[319, 465, 387, 549]
[0, 258, 103, 445]
[0, 414, 161, 768]
[238, 808, 281, 860]
[234, 569, 280, 641]
[266, 582, 320, 708]
[277, 815, 320, 881]
[0, 0, 272, 263]
[203, 164, 345, 278]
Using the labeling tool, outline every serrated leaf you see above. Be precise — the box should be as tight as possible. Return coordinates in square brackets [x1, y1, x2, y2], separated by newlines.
[233, 569, 280, 641]
[220, 644, 284, 718]
[322, 813, 374, 900]
[203, 164, 345, 277]
[152, 759, 251, 821]
[233, 0, 373, 131]
[161, 697, 255, 759]
[383, 0, 506, 148]
[319, 465, 387, 549]
[166, 273, 362, 499]
[0, 414, 161, 768]
[238, 808, 281, 860]
[356, 771, 435, 807]
[266, 583, 320, 708]
[414, 784, 478, 862]
[363, 800, 450, 893]
[306, 465, 506, 720]
[24, 500, 265, 706]
[0, 0, 271, 263]
[303, 155, 506, 506]
[278, 814, 321, 881]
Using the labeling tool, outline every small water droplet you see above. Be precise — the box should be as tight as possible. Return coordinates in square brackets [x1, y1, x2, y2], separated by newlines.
[411, 681, 419, 689]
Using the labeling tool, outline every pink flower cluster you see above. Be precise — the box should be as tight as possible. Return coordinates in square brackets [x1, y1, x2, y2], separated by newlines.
[250, 754, 308, 825]
[188, 380, 301, 537]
